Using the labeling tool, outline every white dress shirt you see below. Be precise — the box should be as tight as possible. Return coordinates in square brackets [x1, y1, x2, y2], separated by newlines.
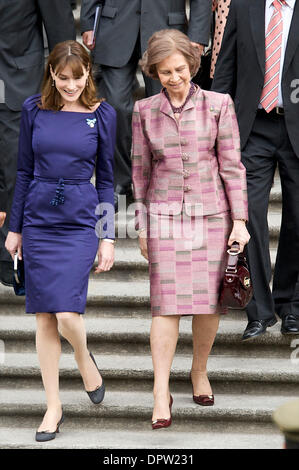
[263, 0, 296, 107]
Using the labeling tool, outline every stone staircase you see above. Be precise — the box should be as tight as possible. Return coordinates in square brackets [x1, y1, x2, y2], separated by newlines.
[0, 172, 299, 449]
[1, 2, 298, 451]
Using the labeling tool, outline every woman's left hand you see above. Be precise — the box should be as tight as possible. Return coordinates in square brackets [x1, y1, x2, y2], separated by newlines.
[95, 240, 114, 274]
[228, 220, 250, 253]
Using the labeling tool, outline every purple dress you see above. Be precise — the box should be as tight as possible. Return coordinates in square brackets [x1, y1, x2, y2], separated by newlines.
[9, 94, 116, 314]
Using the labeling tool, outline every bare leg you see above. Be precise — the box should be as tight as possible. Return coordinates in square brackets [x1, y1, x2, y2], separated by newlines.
[36, 313, 62, 432]
[150, 315, 180, 421]
[56, 312, 102, 392]
[191, 314, 220, 395]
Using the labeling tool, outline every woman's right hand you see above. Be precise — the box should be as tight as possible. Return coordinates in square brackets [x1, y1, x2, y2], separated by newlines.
[5, 232, 23, 260]
[138, 231, 148, 261]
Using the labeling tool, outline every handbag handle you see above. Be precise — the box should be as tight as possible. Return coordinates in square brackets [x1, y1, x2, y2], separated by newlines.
[225, 242, 240, 274]
[227, 241, 241, 255]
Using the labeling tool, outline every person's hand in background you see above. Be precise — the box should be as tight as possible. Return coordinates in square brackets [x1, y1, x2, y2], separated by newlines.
[0, 212, 6, 228]
[82, 30, 95, 50]
[190, 42, 204, 56]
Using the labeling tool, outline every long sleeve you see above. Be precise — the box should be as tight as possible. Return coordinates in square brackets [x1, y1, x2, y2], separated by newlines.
[188, 0, 212, 46]
[216, 94, 248, 221]
[9, 96, 39, 233]
[95, 101, 116, 239]
[211, 0, 237, 97]
[131, 100, 152, 231]
[37, 0, 76, 51]
[80, 0, 99, 33]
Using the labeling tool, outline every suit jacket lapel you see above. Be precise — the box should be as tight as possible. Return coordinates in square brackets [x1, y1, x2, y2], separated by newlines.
[283, 0, 299, 76]
[159, 90, 173, 118]
[249, 0, 266, 75]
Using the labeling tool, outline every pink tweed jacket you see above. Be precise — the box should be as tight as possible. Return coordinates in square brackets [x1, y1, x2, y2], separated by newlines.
[131, 87, 248, 230]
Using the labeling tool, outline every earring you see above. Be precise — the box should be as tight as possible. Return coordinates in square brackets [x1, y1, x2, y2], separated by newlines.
[52, 79, 55, 87]
[86, 77, 89, 87]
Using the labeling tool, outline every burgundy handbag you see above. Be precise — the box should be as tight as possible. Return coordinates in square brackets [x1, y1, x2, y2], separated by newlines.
[219, 242, 253, 309]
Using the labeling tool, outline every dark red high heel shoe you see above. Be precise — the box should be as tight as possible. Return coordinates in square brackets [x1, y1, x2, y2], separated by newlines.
[152, 395, 173, 430]
[190, 371, 214, 406]
[193, 394, 214, 406]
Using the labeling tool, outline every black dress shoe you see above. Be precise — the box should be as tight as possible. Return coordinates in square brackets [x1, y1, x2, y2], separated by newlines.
[0, 260, 14, 287]
[86, 352, 105, 404]
[35, 411, 64, 442]
[114, 184, 133, 213]
[281, 314, 299, 335]
[242, 317, 277, 341]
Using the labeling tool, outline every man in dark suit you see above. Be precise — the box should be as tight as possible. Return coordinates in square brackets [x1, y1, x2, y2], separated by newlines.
[212, 0, 299, 339]
[0, 0, 76, 286]
[80, 0, 212, 210]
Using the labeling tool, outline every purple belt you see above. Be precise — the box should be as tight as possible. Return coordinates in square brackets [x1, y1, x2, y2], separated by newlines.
[34, 176, 91, 206]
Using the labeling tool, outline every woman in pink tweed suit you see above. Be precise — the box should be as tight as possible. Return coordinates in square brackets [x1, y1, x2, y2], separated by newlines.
[131, 29, 250, 429]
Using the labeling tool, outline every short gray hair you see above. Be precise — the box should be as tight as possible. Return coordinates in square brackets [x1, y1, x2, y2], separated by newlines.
[140, 29, 201, 80]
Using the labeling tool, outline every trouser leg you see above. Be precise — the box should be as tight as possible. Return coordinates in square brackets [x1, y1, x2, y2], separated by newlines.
[96, 56, 139, 189]
[272, 118, 299, 319]
[241, 112, 277, 322]
[143, 73, 162, 97]
[0, 104, 21, 263]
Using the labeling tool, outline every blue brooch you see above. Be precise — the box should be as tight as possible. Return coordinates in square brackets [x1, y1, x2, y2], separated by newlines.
[86, 118, 97, 128]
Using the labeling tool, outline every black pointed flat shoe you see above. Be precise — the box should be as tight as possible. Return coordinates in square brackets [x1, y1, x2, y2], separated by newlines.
[35, 410, 64, 442]
[86, 352, 105, 404]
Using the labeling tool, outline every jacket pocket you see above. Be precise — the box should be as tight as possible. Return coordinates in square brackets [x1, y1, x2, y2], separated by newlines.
[14, 51, 44, 69]
[102, 6, 118, 18]
[168, 12, 186, 25]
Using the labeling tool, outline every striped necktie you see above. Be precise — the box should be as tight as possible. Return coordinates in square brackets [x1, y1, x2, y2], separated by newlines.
[260, 0, 286, 112]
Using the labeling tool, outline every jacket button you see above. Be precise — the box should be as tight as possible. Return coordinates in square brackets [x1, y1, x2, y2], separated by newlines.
[183, 185, 191, 192]
[181, 139, 188, 146]
[182, 153, 189, 161]
[183, 170, 190, 178]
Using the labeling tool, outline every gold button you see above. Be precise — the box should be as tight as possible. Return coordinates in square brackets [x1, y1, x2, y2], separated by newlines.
[183, 185, 191, 192]
[182, 153, 189, 161]
[183, 170, 190, 178]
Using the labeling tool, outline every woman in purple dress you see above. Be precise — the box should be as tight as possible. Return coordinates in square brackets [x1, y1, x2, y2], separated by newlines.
[5, 41, 116, 441]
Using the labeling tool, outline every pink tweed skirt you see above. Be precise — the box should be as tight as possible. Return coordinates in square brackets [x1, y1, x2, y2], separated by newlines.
[147, 211, 232, 316]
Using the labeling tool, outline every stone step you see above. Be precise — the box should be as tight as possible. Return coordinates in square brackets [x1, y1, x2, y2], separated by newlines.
[92, 245, 279, 281]
[0, 387, 293, 429]
[1, 353, 299, 395]
[0, 298, 251, 321]
[0, 261, 280, 314]
[0, 279, 271, 322]
[0, 315, 295, 357]
[0, 424, 283, 449]
[114, 208, 282, 241]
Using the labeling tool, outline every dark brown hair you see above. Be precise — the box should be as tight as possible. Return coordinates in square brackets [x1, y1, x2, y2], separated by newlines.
[140, 29, 201, 79]
[39, 40, 102, 111]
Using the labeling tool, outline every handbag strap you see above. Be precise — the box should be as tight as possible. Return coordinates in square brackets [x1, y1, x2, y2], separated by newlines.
[225, 242, 240, 273]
